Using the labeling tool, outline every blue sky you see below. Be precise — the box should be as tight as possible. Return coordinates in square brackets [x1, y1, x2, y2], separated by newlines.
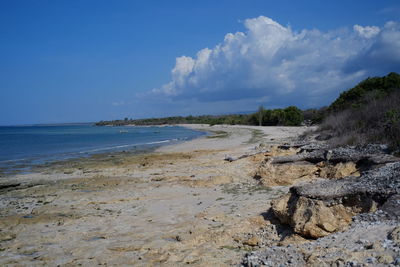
[1, 0, 400, 125]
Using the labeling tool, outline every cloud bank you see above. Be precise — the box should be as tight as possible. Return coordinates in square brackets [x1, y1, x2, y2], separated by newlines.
[151, 16, 400, 110]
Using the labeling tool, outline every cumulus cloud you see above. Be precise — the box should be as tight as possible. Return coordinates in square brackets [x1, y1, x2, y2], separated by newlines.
[353, 25, 380, 38]
[346, 22, 400, 73]
[151, 16, 400, 109]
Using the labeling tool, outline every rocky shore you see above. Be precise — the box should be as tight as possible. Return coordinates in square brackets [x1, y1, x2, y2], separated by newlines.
[0, 125, 399, 266]
[243, 142, 400, 266]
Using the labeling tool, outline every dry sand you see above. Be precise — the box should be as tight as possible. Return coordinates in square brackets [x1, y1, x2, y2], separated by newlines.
[0, 125, 309, 266]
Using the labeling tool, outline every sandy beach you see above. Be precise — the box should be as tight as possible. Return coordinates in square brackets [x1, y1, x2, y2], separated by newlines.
[0, 124, 309, 266]
[3, 2, 399, 266]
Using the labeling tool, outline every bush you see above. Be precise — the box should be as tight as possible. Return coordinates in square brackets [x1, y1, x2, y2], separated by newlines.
[329, 72, 400, 112]
[303, 107, 328, 124]
[95, 106, 306, 127]
[283, 106, 303, 126]
[319, 90, 400, 151]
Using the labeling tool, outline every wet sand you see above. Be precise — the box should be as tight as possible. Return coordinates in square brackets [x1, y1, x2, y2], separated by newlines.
[0, 125, 309, 266]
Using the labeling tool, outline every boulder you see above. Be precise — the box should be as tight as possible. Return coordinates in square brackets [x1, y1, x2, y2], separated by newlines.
[271, 194, 354, 238]
[271, 162, 400, 238]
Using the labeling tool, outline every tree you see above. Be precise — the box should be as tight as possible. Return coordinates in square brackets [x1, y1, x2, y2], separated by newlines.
[283, 106, 303, 126]
[271, 109, 284, 125]
[257, 106, 265, 126]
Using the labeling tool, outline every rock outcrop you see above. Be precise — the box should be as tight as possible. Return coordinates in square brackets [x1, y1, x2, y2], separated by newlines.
[271, 193, 355, 239]
[243, 141, 400, 266]
[271, 144, 398, 166]
[242, 215, 400, 266]
[271, 162, 400, 239]
[243, 159, 400, 266]
[254, 144, 395, 186]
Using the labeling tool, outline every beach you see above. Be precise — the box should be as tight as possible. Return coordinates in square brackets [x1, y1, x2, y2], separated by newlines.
[3, 2, 400, 266]
[0, 124, 308, 266]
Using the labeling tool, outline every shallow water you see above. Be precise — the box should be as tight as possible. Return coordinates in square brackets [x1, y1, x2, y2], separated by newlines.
[0, 124, 205, 173]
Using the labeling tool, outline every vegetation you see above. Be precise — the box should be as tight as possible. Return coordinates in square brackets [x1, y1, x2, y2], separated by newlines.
[302, 107, 327, 124]
[95, 106, 304, 127]
[329, 72, 400, 112]
[96, 72, 400, 152]
[317, 72, 400, 152]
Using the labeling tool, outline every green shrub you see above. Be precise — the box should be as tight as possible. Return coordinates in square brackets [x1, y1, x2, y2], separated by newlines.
[329, 72, 400, 112]
[302, 107, 327, 124]
[319, 89, 400, 151]
[283, 106, 303, 126]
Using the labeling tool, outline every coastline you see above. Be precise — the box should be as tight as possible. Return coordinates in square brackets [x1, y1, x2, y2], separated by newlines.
[158, 124, 310, 152]
[0, 125, 309, 266]
[0, 124, 207, 178]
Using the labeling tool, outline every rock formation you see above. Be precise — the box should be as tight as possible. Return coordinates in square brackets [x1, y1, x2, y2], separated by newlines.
[242, 144, 400, 266]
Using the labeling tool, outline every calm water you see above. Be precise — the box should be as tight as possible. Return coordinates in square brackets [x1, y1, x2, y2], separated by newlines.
[0, 124, 205, 173]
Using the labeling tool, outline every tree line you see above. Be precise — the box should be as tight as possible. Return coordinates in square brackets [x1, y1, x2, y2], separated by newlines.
[95, 106, 305, 127]
[96, 72, 400, 152]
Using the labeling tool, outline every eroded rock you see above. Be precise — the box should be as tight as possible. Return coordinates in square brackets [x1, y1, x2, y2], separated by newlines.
[317, 161, 359, 179]
[256, 161, 319, 186]
[242, 213, 400, 267]
[271, 162, 400, 238]
[256, 160, 359, 187]
[243, 143, 400, 266]
[293, 162, 400, 199]
[271, 194, 354, 238]
[255, 144, 398, 187]
[243, 236, 260, 247]
[271, 144, 399, 167]
[388, 226, 400, 246]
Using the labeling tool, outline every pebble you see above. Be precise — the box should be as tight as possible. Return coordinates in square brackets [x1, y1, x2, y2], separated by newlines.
[366, 257, 376, 263]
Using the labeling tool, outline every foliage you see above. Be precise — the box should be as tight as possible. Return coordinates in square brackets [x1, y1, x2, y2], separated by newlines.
[95, 106, 304, 127]
[282, 106, 304, 126]
[302, 107, 327, 124]
[329, 72, 400, 113]
[318, 72, 400, 152]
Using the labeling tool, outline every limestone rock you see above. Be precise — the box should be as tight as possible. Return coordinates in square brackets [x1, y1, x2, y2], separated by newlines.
[318, 162, 360, 179]
[381, 194, 400, 218]
[271, 162, 400, 239]
[377, 254, 394, 264]
[293, 162, 400, 199]
[271, 144, 399, 166]
[271, 194, 353, 239]
[243, 236, 260, 247]
[256, 162, 319, 186]
[389, 226, 400, 246]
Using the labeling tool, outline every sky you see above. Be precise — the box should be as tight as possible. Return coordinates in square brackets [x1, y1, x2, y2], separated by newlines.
[1, 0, 400, 125]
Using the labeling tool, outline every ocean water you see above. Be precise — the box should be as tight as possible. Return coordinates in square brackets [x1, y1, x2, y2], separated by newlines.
[0, 124, 205, 173]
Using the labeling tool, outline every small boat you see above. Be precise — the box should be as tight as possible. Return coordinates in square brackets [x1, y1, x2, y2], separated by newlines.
[119, 130, 128, 133]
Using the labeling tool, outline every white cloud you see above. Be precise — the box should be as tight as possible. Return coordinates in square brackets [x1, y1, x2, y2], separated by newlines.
[150, 16, 400, 109]
[353, 25, 380, 38]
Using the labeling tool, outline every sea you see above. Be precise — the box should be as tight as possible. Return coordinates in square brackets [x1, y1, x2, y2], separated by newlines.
[0, 124, 206, 174]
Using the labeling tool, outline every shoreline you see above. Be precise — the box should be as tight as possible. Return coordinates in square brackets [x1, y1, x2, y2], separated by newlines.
[1, 124, 303, 183]
[0, 124, 307, 179]
[0, 125, 310, 266]
[158, 124, 311, 152]
[0, 125, 210, 178]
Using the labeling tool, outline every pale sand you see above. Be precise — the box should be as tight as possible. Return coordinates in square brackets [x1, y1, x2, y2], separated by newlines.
[160, 124, 310, 152]
[0, 125, 309, 266]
